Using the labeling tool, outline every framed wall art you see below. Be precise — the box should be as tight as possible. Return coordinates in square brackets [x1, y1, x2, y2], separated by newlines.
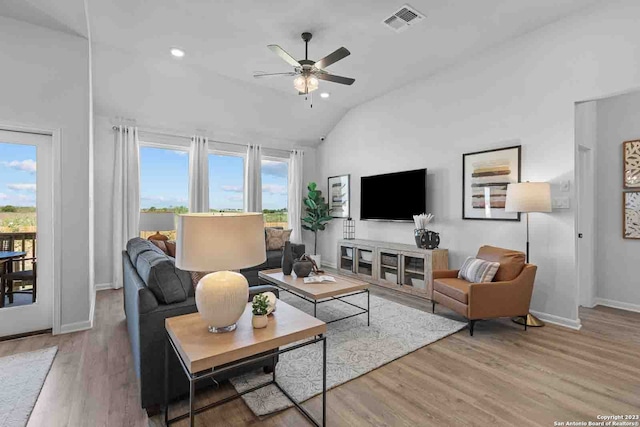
[328, 174, 350, 218]
[462, 145, 521, 221]
[623, 140, 640, 189]
[624, 191, 640, 239]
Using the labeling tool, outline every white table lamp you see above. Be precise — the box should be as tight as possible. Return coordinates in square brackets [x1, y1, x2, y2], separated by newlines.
[175, 213, 266, 333]
[505, 182, 552, 327]
[139, 212, 176, 241]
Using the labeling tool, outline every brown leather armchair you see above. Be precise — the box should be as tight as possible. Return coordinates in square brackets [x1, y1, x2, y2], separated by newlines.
[432, 246, 537, 336]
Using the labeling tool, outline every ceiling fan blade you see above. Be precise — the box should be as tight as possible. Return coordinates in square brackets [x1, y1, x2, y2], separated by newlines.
[315, 47, 350, 69]
[267, 45, 301, 67]
[315, 72, 355, 85]
[253, 72, 297, 78]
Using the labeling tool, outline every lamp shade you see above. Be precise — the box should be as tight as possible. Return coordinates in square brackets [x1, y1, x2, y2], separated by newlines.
[175, 212, 266, 271]
[505, 182, 552, 213]
[139, 212, 176, 231]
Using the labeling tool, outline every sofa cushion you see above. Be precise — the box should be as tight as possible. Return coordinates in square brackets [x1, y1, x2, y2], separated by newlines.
[458, 257, 500, 283]
[127, 237, 164, 266]
[266, 250, 282, 268]
[136, 250, 193, 304]
[165, 241, 176, 258]
[434, 278, 470, 304]
[476, 246, 526, 282]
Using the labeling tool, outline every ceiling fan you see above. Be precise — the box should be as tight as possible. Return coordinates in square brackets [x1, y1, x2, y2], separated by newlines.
[254, 32, 355, 95]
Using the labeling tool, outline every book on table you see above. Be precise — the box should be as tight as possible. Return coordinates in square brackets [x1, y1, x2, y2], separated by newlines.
[303, 275, 337, 284]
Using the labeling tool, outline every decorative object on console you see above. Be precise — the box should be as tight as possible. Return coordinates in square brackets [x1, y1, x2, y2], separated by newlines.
[139, 212, 175, 241]
[343, 217, 355, 239]
[251, 293, 269, 329]
[302, 182, 332, 266]
[505, 181, 551, 327]
[623, 140, 640, 188]
[328, 174, 350, 218]
[413, 213, 439, 249]
[175, 213, 266, 333]
[624, 191, 640, 239]
[463, 145, 522, 221]
[281, 241, 294, 275]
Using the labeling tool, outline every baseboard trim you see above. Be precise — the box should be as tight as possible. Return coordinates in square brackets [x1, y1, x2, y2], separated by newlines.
[593, 298, 640, 314]
[59, 319, 93, 334]
[529, 310, 582, 330]
[323, 261, 337, 269]
[95, 282, 115, 291]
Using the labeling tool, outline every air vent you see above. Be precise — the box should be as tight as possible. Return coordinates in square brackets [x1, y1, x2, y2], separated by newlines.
[382, 4, 425, 33]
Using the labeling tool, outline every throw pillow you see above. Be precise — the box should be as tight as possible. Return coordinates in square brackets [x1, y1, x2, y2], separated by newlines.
[149, 239, 169, 255]
[265, 228, 292, 251]
[458, 257, 501, 283]
[165, 241, 176, 258]
[190, 271, 212, 287]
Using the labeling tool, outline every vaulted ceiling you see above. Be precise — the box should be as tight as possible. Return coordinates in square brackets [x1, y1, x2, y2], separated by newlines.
[1, 0, 602, 145]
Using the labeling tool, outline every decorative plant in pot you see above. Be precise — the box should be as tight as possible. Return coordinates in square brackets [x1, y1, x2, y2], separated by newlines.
[251, 293, 269, 329]
[301, 182, 332, 267]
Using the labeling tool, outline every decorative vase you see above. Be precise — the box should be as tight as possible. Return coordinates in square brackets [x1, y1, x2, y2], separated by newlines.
[282, 241, 294, 275]
[293, 259, 314, 277]
[252, 314, 268, 329]
[195, 271, 249, 333]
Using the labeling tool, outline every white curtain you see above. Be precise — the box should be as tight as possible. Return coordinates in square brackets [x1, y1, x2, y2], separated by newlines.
[244, 144, 262, 212]
[112, 125, 140, 289]
[288, 149, 304, 243]
[189, 135, 209, 212]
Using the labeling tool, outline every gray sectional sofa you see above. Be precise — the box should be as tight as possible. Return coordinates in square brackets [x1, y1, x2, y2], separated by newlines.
[122, 237, 300, 414]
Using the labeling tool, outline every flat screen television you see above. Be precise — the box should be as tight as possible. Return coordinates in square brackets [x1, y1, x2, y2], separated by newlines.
[360, 168, 427, 222]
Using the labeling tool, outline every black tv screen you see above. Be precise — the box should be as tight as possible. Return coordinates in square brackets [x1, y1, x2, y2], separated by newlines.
[360, 169, 427, 221]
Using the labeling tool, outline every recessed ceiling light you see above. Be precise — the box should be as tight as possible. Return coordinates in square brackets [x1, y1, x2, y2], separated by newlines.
[320, 92, 330, 99]
[170, 48, 185, 58]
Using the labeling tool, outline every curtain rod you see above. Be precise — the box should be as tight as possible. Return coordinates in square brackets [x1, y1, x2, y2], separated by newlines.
[111, 125, 301, 154]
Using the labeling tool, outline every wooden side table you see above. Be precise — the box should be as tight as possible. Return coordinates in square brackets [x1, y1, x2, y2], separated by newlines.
[164, 300, 327, 427]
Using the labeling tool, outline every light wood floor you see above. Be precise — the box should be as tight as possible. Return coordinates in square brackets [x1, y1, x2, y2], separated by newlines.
[1, 287, 639, 427]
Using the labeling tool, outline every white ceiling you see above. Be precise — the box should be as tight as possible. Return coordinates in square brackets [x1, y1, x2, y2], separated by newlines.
[1, 0, 603, 145]
[0, 0, 87, 38]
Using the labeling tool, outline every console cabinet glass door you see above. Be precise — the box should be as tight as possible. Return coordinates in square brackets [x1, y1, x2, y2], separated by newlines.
[355, 247, 374, 278]
[378, 250, 399, 285]
[339, 244, 355, 273]
[401, 253, 427, 292]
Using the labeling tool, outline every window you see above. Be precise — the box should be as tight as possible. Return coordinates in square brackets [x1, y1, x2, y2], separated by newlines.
[139, 145, 189, 239]
[0, 142, 37, 233]
[262, 158, 288, 228]
[209, 153, 244, 213]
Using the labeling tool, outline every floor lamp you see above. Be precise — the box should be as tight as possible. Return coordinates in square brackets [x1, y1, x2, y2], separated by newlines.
[505, 182, 552, 327]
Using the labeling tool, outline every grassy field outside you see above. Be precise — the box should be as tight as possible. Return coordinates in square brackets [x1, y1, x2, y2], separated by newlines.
[0, 207, 36, 233]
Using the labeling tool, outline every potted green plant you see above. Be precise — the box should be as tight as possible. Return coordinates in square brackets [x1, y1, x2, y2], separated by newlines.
[251, 293, 269, 329]
[301, 182, 332, 266]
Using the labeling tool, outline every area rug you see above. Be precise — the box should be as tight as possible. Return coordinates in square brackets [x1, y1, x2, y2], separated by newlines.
[0, 347, 57, 427]
[229, 292, 465, 416]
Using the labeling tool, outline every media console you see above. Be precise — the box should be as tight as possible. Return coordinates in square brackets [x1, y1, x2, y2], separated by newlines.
[337, 239, 448, 300]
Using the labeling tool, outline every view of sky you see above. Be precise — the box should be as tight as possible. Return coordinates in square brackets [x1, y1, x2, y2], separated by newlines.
[0, 142, 37, 207]
[139, 146, 288, 211]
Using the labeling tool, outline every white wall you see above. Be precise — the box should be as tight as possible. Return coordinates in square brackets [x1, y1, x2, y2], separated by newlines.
[0, 16, 92, 330]
[93, 114, 317, 286]
[317, 0, 640, 327]
[594, 91, 640, 310]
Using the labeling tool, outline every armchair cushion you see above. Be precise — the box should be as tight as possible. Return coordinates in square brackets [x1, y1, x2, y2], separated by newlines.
[476, 246, 525, 282]
[458, 257, 500, 283]
[433, 278, 470, 304]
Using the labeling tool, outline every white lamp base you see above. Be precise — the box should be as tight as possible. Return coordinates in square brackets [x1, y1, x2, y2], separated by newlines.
[195, 271, 249, 334]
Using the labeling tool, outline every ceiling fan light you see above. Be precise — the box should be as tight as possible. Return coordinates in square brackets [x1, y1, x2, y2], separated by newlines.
[293, 75, 319, 93]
